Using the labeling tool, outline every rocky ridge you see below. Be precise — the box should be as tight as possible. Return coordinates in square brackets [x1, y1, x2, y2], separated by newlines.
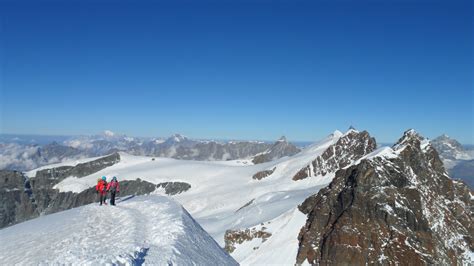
[296, 129, 473, 265]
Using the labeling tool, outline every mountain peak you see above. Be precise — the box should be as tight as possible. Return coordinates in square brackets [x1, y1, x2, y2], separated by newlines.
[331, 130, 344, 138]
[296, 130, 472, 265]
[393, 129, 425, 150]
[277, 136, 287, 142]
[103, 130, 115, 137]
[168, 133, 188, 142]
[431, 134, 466, 160]
[439, 134, 450, 139]
[404, 128, 419, 136]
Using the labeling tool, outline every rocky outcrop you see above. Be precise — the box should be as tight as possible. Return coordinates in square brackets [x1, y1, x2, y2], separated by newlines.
[224, 226, 272, 253]
[236, 199, 255, 212]
[156, 182, 191, 195]
[293, 130, 376, 181]
[296, 129, 473, 265]
[252, 167, 276, 180]
[39, 179, 159, 215]
[0, 171, 38, 228]
[32, 153, 120, 189]
[252, 136, 300, 164]
[0, 172, 190, 228]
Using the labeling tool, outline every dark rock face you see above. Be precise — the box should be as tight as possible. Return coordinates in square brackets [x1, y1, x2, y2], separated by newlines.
[156, 182, 191, 195]
[41, 179, 160, 215]
[293, 130, 376, 181]
[296, 129, 473, 265]
[31, 166, 75, 189]
[224, 227, 272, 253]
[252, 167, 276, 180]
[32, 153, 120, 189]
[0, 171, 189, 228]
[252, 136, 301, 164]
[0, 171, 38, 228]
[68, 152, 120, 177]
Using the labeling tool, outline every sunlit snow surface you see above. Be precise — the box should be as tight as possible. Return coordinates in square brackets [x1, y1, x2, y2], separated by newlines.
[20, 131, 345, 264]
[0, 195, 237, 265]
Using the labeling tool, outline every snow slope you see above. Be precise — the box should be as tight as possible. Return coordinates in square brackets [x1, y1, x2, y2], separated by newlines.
[24, 130, 348, 264]
[0, 195, 237, 265]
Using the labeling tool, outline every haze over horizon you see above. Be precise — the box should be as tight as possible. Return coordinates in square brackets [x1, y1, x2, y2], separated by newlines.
[1, 0, 473, 144]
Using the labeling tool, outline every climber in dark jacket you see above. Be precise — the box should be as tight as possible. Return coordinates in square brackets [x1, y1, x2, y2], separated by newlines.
[106, 176, 120, 206]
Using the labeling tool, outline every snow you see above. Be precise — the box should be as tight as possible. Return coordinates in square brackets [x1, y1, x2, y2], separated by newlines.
[103, 130, 116, 137]
[0, 195, 237, 265]
[240, 208, 308, 265]
[350, 146, 397, 167]
[18, 130, 358, 264]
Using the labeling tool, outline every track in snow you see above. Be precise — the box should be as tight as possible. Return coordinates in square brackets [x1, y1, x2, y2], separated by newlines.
[0, 195, 237, 265]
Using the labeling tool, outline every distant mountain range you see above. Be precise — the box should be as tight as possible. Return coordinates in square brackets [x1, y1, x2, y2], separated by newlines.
[1, 128, 471, 264]
[0, 131, 301, 171]
[1, 131, 472, 188]
[430, 134, 474, 187]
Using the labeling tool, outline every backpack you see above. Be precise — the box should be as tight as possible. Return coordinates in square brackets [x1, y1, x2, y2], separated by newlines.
[102, 181, 107, 192]
[110, 181, 117, 193]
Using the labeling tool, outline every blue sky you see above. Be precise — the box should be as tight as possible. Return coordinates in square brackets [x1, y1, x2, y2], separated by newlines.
[1, 0, 472, 143]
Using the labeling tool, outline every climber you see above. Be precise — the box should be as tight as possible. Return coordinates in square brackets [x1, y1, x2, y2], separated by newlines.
[106, 176, 120, 206]
[96, 176, 108, 205]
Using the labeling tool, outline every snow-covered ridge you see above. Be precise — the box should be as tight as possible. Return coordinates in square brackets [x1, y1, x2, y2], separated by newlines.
[0, 195, 237, 265]
[40, 130, 347, 265]
[6, 129, 396, 264]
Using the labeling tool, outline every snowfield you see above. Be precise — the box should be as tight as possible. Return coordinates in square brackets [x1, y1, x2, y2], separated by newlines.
[0, 195, 237, 265]
[18, 130, 349, 264]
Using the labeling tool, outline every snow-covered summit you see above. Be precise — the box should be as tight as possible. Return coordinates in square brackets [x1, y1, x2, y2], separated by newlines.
[103, 130, 116, 137]
[431, 134, 471, 161]
[167, 133, 188, 143]
[0, 195, 237, 265]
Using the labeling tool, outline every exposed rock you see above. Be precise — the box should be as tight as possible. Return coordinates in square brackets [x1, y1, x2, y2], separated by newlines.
[296, 129, 473, 265]
[0, 171, 38, 228]
[236, 199, 255, 212]
[68, 152, 120, 177]
[40, 179, 159, 215]
[293, 130, 376, 181]
[31, 153, 120, 189]
[156, 181, 191, 195]
[224, 227, 272, 253]
[31, 166, 74, 189]
[252, 136, 300, 164]
[0, 173, 167, 228]
[252, 167, 276, 180]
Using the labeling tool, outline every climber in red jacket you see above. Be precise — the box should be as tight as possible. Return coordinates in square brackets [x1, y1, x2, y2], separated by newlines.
[96, 176, 108, 205]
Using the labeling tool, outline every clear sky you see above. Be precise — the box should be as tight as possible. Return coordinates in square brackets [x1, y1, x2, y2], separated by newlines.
[1, 0, 473, 143]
